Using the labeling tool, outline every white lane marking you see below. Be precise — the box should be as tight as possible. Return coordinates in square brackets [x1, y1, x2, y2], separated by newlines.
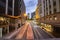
[35, 28, 43, 38]
[26, 24, 34, 39]
[15, 23, 28, 39]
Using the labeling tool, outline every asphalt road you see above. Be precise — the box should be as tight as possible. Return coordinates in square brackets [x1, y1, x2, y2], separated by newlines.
[30, 21, 54, 39]
[3, 22, 34, 40]
[3, 21, 54, 40]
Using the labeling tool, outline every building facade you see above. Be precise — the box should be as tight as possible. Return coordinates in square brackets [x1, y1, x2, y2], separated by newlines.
[35, 7, 40, 20]
[31, 12, 35, 19]
[37, 0, 60, 32]
[38, 0, 60, 17]
[0, 0, 26, 16]
[0, 0, 26, 37]
[20, 0, 26, 24]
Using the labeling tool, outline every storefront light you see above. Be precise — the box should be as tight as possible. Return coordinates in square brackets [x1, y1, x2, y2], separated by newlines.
[45, 24, 46, 27]
[41, 23, 44, 25]
[50, 18, 52, 20]
[54, 17, 57, 20]
[48, 25, 52, 27]
[24, 13, 27, 17]
[0, 17, 4, 21]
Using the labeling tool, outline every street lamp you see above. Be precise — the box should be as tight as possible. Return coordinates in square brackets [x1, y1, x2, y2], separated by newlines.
[24, 13, 27, 19]
[54, 17, 57, 20]
[24, 13, 27, 17]
[0, 17, 4, 21]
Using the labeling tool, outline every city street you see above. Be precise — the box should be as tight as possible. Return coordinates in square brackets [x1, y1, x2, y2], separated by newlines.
[0, 0, 60, 40]
[3, 21, 55, 39]
[3, 22, 34, 39]
[30, 21, 54, 39]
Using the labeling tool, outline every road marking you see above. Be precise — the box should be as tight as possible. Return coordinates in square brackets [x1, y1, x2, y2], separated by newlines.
[31, 23, 43, 39]
[15, 23, 28, 39]
[33, 28, 38, 39]
[30, 23, 40, 39]
[35, 28, 43, 38]
[26, 24, 34, 39]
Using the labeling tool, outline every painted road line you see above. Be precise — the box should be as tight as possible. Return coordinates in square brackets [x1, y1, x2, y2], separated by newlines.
[35, 28, 43, 38]
[15, 23, 28, 39]
[33, 28, 38, 39]
[26, 24, 34, 39]
[30, 22, 39, 39]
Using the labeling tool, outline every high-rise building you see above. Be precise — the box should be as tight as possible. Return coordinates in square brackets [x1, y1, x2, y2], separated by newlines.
[27, 13, 30, 19]
[0, 0, 26, 16]
[35, 8, 40, 20]
[38, 0, 60, 17]
[31, 12, 35, 19]
[0, 0, 26, 37]
[37, 0, 60, 32]
[35, 0, 41, 20]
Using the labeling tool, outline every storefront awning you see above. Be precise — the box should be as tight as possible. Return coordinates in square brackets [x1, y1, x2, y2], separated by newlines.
[0, 14, 21, 19]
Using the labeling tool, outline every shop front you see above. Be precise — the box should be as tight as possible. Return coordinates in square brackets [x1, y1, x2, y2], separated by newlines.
[0, 16, 9, 37]
[0, 16, 17, 37]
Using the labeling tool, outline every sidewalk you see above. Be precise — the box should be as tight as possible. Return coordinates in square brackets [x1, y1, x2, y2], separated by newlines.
[3, 25, 24, 39]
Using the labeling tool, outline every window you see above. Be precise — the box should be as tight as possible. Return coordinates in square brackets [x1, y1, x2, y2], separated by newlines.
[49, 5, 51, 8]
[0, 5, 5, 14]
[8, 10, 12, 15]
[46, 7, 48, 10]
[59, 0, 60, 4]
[0, 0, 6, 3]
[46, 13, 48, 16]
[20, 0, 21, 2]
[49, 0, 50, 3]
[20, 10, 21, 14]
[19, 4, 21, 8]
[53, 1, 56, 6]
[8, 0, 12, 8]
[50, 11, 51, 14]
[54, 8, 56, 13]
[59, 0, 60, 10]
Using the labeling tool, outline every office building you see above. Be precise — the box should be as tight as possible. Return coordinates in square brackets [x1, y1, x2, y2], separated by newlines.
[0, 0, 26, 37]
[37, 0, 60, 32]
[31, 12, 35, 19]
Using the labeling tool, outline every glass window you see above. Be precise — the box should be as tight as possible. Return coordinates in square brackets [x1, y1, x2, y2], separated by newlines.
[53, 1, 56, 6]
[0, 5, 5, 14]
[0, 0, 6, 3]
[54, 8, 56, 13]
[49, 5, 51, 8]
[50, 11, 51, 14]
[8, 0, 12, 8]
